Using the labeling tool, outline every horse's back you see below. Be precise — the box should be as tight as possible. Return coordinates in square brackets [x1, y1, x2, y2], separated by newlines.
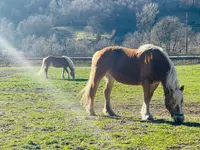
[43, 56, 68, 68]
[92, 46, 142, 84]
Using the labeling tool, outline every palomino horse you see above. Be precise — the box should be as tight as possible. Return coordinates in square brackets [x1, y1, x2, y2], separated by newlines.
[81, 44, 184, 123]
[38, 56, 75, 79]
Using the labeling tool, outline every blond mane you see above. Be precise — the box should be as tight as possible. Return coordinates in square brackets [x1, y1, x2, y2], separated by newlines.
[138, 44, 180, 91]
[62, 56, 75, 71]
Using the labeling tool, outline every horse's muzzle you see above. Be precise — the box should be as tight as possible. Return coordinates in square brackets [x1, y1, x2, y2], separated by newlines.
[172, 113, 184, 123]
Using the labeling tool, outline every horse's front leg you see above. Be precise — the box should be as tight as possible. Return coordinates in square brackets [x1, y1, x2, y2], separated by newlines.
[141, 80, 159, 121]
[65, 68, 70, 79]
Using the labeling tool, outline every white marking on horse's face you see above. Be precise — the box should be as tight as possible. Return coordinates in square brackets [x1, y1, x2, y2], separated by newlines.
[173, 90, 183, 108]
[165, 89, 184, 123]
[172, 90, 184, 122]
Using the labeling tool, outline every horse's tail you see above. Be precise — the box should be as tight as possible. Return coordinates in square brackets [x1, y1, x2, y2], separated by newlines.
[80, 70, 94, 107]
[38, 58, 46, 75]
[80, 52, 100, 107]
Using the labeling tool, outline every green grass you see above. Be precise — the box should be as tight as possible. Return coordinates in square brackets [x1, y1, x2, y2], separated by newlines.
[53, 26, 111, 40]
[0, 65, 200, 149]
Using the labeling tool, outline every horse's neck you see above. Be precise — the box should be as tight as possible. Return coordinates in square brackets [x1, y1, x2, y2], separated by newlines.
[66, 58, 74, 72]
[68, 65, 74, 72]
[161, 77, 178, 97]
[162, 81, 169, 96]
[161, 79, 168, 91]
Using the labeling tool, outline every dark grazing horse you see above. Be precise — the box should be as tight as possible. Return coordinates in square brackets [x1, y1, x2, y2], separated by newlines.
[38, 56, 75, 79]
[81, 44, 184, 123]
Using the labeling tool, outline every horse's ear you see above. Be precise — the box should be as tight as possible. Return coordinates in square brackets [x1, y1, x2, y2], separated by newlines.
[180, 85, 184, 92]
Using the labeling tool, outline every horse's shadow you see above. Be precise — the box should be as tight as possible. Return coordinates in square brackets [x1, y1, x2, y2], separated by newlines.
[149, 119, 200, 127]
[102, 116, 200, 127]
[57, 78, 88, 82]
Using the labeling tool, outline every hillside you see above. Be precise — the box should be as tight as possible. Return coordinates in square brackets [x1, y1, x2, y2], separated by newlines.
[0, 0, 200, 56]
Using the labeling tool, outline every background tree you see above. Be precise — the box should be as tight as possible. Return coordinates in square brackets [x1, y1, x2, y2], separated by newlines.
[136, 3, 159, 33]
[87, 16, 102, 34]
[179, 0, 200, 8]
[151, 16, 187, 53]
[17, 15, 53, 37]
[0, 0, 200, 56]
[0, 18, 18, 46]
[123, 3, 159, 48]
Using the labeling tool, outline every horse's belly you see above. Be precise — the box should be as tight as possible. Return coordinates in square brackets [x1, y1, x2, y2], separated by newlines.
[111, 72, 141, 85]
[52, 64, 62, 67]
[52, 62, 63, 67]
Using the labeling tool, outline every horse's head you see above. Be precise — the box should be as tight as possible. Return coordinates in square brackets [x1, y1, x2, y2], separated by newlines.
[165, 85, 184, 123]
[70, 70, 75, 79]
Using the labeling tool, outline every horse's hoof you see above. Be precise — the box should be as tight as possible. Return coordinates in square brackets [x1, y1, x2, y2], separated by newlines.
[146, 117, 154, 121]
[103, 109, 117, 116]
[86, 105, 96, 116]
[87, 109, 96, 116]
[142, 115, 154, 121]
[108, 112, 117, 116]
[89, 113, 96, 116]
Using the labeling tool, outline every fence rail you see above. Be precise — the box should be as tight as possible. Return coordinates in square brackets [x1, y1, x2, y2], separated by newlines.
[25, 57, 93, 61]
[23, 56, 200, 61]
[169, 55, 200, 60]
[3, 56, 200, 66]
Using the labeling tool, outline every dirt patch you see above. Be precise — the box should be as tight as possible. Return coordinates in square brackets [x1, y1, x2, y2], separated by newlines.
[183, 102, 200, 115]
[110, 102, 200, 121]
[0, 88, 46, 93]
[0, 112, 5, 116]
[0, 69, 24, 78]
[35, 88, 45, 93]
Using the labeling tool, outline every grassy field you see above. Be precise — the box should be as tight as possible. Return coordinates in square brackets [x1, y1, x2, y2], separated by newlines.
[0, 65, 200, 150]
[53, 26, 111, 41]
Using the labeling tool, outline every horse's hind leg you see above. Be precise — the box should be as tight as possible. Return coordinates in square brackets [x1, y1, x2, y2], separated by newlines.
[61, 68, 65, 79]
[141, 80, 159, 121]
[103, 74, 116, 116]
[44, 66, 49, 79]
[88, 71, 106, 116]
